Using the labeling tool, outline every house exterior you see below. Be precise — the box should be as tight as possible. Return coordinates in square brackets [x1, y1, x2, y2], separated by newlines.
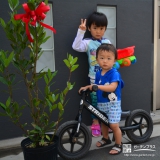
[0, 0, 156, 140]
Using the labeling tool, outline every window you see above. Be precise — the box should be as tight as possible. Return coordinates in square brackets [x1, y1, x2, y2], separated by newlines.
[36, 3, 55, 73]
[97, 6, 117, 47]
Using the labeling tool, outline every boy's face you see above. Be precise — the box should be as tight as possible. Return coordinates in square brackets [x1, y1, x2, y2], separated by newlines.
[88, 23, 106, 40]
[96, 49, 115, 72]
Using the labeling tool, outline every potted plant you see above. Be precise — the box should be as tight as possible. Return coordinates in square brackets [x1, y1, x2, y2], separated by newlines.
[0, 0, 79, 159]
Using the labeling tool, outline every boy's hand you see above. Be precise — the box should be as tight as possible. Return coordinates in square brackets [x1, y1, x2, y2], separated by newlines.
[78, 85, 93, 93]
[78, 84, 93, 93]
[78, 86, 88, 94]
[79, 19, 87, 31]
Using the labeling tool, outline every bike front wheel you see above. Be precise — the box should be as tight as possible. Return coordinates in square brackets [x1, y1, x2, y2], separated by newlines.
[125, 109, 153, 143]
[56, 120, 92, 160]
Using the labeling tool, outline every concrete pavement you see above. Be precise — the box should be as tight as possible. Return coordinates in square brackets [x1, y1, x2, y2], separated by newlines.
[0, 110, 160, 160]
[74, 135, 160, 160]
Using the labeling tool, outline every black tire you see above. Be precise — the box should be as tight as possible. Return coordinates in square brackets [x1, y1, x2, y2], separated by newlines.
[125, 109, 153, 143]
[56, 120, 92, 160]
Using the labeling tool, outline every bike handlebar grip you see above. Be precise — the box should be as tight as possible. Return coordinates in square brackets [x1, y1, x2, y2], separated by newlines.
[92, 85, 98, 91]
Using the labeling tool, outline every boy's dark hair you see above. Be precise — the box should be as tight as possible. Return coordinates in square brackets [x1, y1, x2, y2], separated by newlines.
[87, 11, 108, 29]
[96, 43, 117, 59]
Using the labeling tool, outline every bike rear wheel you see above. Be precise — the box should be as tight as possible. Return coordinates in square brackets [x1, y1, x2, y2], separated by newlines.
[125, 109, 153, 143]
[56, 120, 92, 160]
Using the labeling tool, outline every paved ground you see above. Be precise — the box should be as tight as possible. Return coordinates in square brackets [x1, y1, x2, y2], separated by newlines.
[0, 110, 159, 160]
[58, 135, 160, 160]
[80, 136, 160, 160]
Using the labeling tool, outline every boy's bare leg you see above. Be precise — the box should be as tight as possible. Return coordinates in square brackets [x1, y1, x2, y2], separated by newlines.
[93, 119, 99, 124]
[109, 123, 122, 154]
[96, 123, 109, 147]
[101, 123, 109, 139]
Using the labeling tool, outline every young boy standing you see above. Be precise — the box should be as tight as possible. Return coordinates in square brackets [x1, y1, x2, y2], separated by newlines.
[79, 43, 124, 155]
[72, 11, 111, 137]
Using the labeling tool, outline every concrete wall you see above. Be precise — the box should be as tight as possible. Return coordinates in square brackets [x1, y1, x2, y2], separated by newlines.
[0, 0, 153, 140]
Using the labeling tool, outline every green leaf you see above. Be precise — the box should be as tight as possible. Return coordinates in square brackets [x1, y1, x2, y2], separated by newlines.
[63, 87, 69, 96]
[50, 104, 57, 111]
[0, 18, 6, 28]
[71, 65, 79, 72]
[49, 95, 54, 103]
[58, 102, 63, 111]
[27, 2, 35, 10]
[0, 76, 8, 85]
[63, 59, 70, 68]
[67, 82, 75, 90]
[17, 32, 23, 41]
[44, 74, 48, 84]
[68, 54, 73, 62]
[47, 69, 51, 79]
[38, 31, 46, 44]
[22, 123, 27, 127]
[59, 93, 64, 104]
[49, 121, 56, 129]
[42, 36, 51, 43]
[46, 98, 52, 107]
[46, 98, 54, 112]
[35, 72, 45, 81]
[5, 107, 11, 115]
[39, 139, 45, 146]
[0, 102, 6, 110]
[8, 51, 14, 63]
[33, 98, 40, 107]
[29, 129, 39, 134]
[8, 0, 19, 11]
[13, 61, 21, 71]
[46, 135, 50, 141]
[6, 97, 11, 108]
[45, 86, 50, 95]
[37, 50, 43, 60]
[6, 31, 16, 42]
[51, 94, 56, 101]
[50, 71, 58, 80]
[44, 0, 48, 4]
[31, 123, 42, 131]
[70, 57, 78, 65]
[59, 110, 64, 117]
[55, 94, 59, 100]
[37, 26, 44, 35]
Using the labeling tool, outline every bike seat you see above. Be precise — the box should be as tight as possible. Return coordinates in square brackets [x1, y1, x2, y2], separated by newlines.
[121, 110, 131, 118]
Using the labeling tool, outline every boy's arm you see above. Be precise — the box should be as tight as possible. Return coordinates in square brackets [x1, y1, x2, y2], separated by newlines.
[72, 29, 88, 52]
[97, 82, 118, 92]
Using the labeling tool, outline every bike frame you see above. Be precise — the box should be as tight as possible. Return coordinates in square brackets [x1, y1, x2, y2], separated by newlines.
[75, 90, 141, 134]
